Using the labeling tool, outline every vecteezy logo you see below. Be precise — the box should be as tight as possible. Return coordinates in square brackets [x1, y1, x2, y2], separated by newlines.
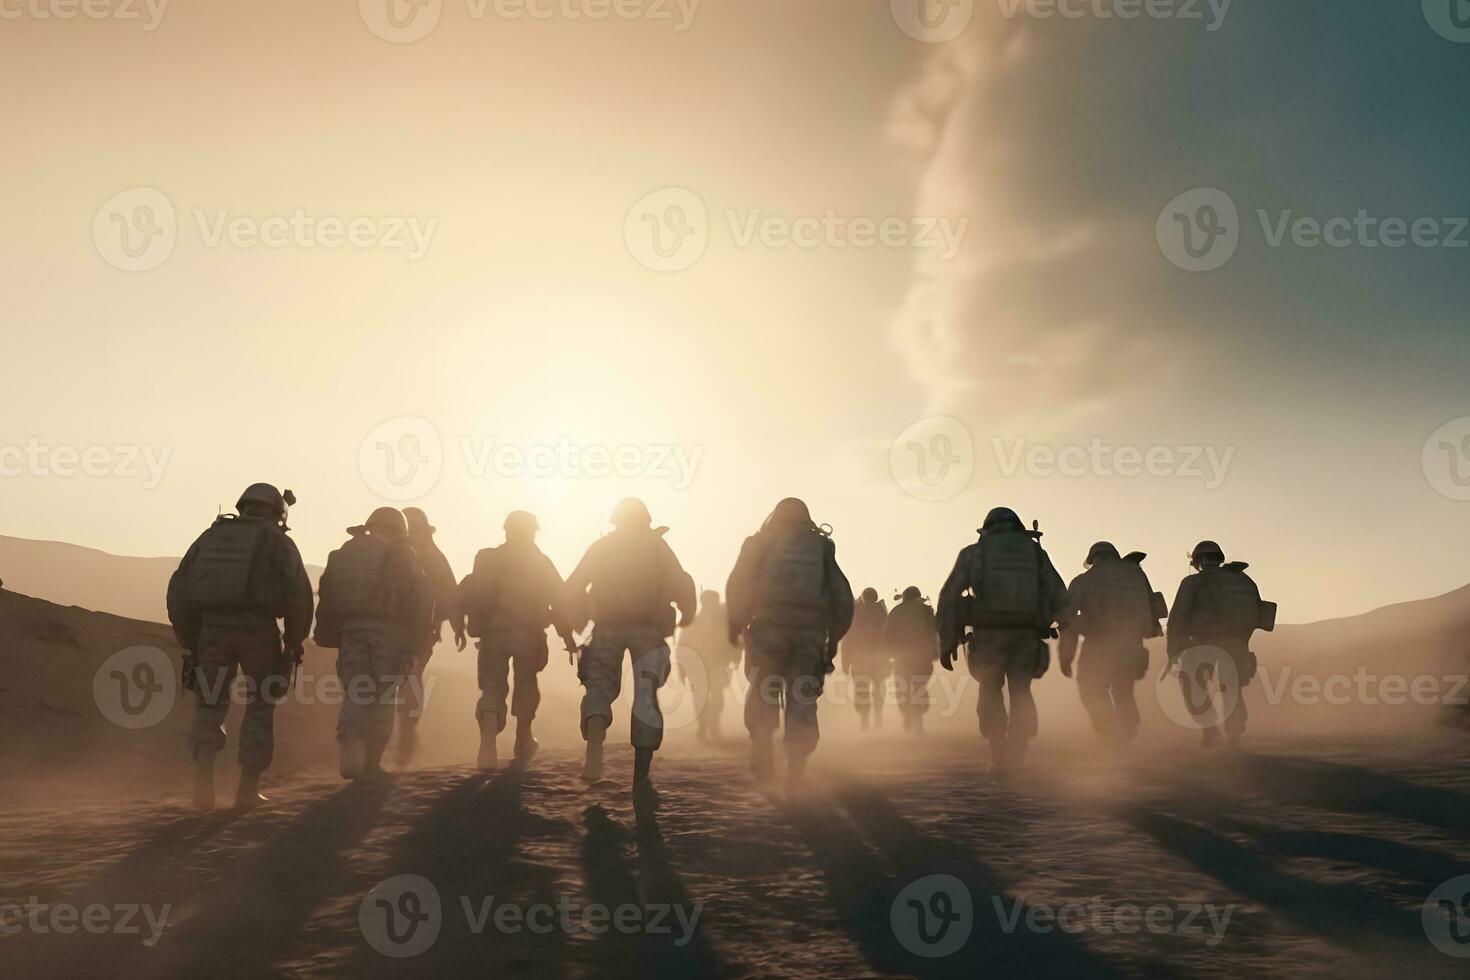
[891, 874, 973, 958]
[1424, 875, 1470, 957]
[358, 416, 444, 502]
[93, 187, 177, 272]
[360, 0, 443, 43]
[93, 646, 176, 729]
[890, 0, 975, 43]
[1156, 188, 1240, 272]
[359, 874, 442, 958]
[1156, 644, 1240, 731]
[889, 416, 974, 501]
[1423, 417, 1470, 501]
[1424, 0, 1470, 42]
[624, 188, 709, 272]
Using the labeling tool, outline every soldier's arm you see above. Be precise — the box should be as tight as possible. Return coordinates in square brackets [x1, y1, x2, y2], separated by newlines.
[1166, 578, 1196, 659]
[723, 537, 761, 641]
[557, 545, 598, 635]
[165, 538, 204, 647]
[1041, 553, 1069, 628]
[278, 536, 315, 649]
[824, 544, 855, 642]
[540, 555, 577, 646]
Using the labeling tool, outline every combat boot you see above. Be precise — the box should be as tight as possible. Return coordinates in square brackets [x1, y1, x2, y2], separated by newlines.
[583, 716, 607, 781]
[192, 750, 217, 811]
[234, 768, 267, 810]
[478, 714, 499, 770]
[633, 747, 654, 787]
[340, 737, 368, 780]
[513, 718, 538, 764]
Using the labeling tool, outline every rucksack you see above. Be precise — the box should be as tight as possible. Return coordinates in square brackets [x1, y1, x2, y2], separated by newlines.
[1197, 563, 1262, 641]
[322, 533, 394, 623]
[175, 516, 273, 613]
[1082, 556, 1157, 641]
[592, 530, 664, 623]
[755, 530, 828, 626]
[967, 528, 1045, 629]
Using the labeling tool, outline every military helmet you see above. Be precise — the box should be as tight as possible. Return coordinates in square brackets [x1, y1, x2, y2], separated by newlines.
[1190, 540, 1225, 565]
[981, 506, 1023, 532]
[504, 510, 539, 534]
[860, 587, 879, 603]
[403, 507, 434, 535]
[236, 483, 286, 517]
[900, 585, 923, 602]
[1085, 541, 1121, 566]
[366, 507, 408, 538]
[610, 497, 652, 529]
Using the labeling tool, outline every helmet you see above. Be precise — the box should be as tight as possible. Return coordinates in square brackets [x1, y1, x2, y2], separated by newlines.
[365, 507, 408, 539]
[860, 587, 879, 603]
[981, 506, 1023, 532]
[610, 497, 652, 529]
[1085, 541, 1120, 566]
[236, 483, 286, 517]
[1190, 540, 1225, 565]
[762, 497, 814, 534]
[504, 510, 539, 535]
[900, 586, 923, 602]
[403, 507, 434, 535]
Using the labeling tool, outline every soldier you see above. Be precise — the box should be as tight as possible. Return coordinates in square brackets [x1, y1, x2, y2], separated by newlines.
[674, 589, 742, 743]
[1166, 540, 1270, 750]
[458, 511, 576, 769]
[725, 498, 854, 790]
[314, 508, 431, 781]
[561, 498, 696, 789]
[842, 588, 890, 731]
[395, 507, 466, 765]
[886, 586, 939, 735]
[167, 483, 313, 811]
[938, 507, 1068, 774]
[1057, 542, 1166, 747]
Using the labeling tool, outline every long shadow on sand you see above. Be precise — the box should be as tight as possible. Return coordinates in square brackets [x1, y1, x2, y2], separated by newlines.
[781, 782, 1144, 980]
[347, 768, 572, 978]
[577, 794, 737, 979]
[1234, 755, 1470, 835]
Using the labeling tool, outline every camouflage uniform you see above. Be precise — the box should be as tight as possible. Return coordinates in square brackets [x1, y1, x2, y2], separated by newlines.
[562, 525, 694, 750]
[725, 516, 854, 762]
[337, 622, 413, 763]
[168, 517, 313, 773]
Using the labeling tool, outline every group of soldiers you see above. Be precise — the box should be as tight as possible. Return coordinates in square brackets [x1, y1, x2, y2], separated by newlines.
[166, 486, 1272, 810]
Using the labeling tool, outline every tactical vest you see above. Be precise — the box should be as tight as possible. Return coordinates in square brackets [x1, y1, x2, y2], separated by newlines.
[176, 516, 274, 613]
[1196, 564, 1262, 642]
[967, 529, 1046, 629]
[464, 545, 551, 636]
[323, 534, 396, 623]
[753, 530, 828, 627]
[591, 532, 664, 625]
[1081, 558, 1157, 641]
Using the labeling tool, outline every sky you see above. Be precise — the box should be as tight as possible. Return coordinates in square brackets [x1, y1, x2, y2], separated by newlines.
[2, 0, 1468, 624]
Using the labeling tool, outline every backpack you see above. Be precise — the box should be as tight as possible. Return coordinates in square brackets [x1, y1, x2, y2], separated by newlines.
[592, 530, 664, 624]
[755, 530, 829, 626]
[460, 547, 501, 639]
[322, 534, 394, 623]
[967, 529, 1045, 629]
[1197, 563, 1262, 641]
[175, 516, 273, 613]
[1083, 556, 1157, 641]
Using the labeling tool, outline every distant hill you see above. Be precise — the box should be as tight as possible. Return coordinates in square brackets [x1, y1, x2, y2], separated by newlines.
[0, 534, 323, 624]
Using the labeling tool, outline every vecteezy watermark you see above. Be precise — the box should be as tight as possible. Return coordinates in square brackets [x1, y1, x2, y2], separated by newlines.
[891, 0, 975, 43]
[624, 188, 970, 273]
[93, 646, 176, 730]
[0, 0, 169, 30]
[992, 437, 1235, 489]
[1424, 0, 1470, 43]
[358, 875, 704, 958]
[1155, 645, 1241, 731]
[1254, 666, 1468, 709]
[0, 898, 171, 947]
[1424, 875, 1470, 957]
[1423, 417, 1470, 501]
[993, 895, 1237, 946]
[891, 875, 975, 958]
[358, 0, 701, 44]
[93, 187, 438, 272]
[359, 416, 445, 502]
[890, 417, 975, 501]
[460, 437, 703, 490]
[1158, 187, 1469, 272]
[0, 439, 171, 488]
[994, 0, 1231, 30]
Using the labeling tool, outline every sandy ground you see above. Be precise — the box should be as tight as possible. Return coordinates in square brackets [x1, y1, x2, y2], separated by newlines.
[2, 732, 1468, 979]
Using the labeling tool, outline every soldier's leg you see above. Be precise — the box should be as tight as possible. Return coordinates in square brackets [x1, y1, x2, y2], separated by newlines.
[189, 635, 237, 764]
[476, 634, 512, 734]
[743, 629, 783, 778]
[1178, 655, 1222, 745]
[395, 641, 433, 760]
[783, 632, 827, 785]
[363, 634, 407, 774]
[967, 642, 1011, 746]
[1004, 639, 1042, 766]
[578, 631, 625, 779]
[1222, 651, 1251, 743]
[336, 632, 374, 778]
[852, 670, 873, 728]
[874, 666, 889, 728]
[630, 632, 671, 751]
[1111, 647, 1145, 745]
[236, 632, 287, 775]
[1075, 645, 1118, 741]
[704, 669, 726, 737]
[511, 629, 548, 762]
[908, 663, 933, 733]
